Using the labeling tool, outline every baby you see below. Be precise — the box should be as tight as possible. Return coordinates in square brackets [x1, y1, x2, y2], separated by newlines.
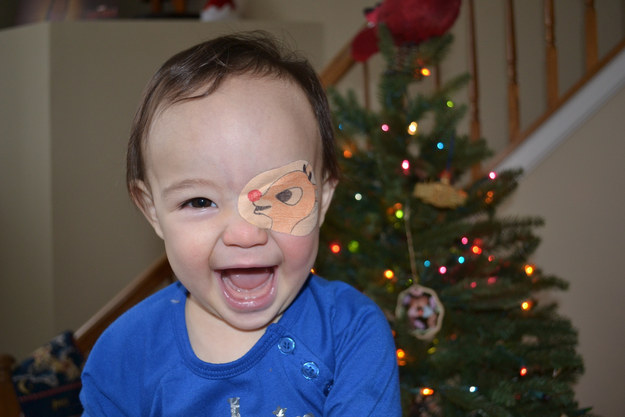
[80, 31, 400, 416]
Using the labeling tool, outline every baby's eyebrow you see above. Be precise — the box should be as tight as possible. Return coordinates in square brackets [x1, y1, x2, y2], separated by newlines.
[162, 179, 215, 196]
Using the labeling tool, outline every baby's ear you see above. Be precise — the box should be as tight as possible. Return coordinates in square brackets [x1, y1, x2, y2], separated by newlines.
[131, 180, 164, 239]
[318, 178, 338, 227]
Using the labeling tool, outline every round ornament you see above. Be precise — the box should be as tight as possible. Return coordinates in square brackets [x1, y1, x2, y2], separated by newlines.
[396, 284, 444, 339]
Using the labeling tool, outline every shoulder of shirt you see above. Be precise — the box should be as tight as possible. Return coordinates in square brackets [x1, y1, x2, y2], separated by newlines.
[304, 275, 387, 325]
[90, 282, 184, 349]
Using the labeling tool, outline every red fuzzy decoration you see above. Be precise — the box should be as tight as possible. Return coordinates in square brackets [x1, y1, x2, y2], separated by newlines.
[351, 0, 462, 62]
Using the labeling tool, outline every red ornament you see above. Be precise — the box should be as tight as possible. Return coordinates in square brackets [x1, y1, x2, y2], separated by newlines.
[200, 0, 237, 21]
[351, 0, 462, 62]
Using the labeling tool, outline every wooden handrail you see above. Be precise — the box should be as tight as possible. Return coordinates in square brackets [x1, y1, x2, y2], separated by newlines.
[483, 36, 625, 175]
[319, 36, 357, 87]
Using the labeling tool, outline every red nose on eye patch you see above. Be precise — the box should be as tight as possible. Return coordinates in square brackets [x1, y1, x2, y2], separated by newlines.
[248, 189, 262, 202]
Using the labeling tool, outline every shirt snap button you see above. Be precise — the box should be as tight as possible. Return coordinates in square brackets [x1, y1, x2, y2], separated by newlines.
[301, 361, 320, 379]
[278, 337, 296, 354]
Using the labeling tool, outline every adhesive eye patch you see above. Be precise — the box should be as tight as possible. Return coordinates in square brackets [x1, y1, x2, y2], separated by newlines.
[238, 160, 319, 236]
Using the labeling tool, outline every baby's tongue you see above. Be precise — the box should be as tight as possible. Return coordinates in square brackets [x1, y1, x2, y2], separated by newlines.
[223, 268, 272, 290]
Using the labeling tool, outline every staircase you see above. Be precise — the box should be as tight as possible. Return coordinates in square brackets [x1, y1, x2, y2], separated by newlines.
[1, 1, 624, 415]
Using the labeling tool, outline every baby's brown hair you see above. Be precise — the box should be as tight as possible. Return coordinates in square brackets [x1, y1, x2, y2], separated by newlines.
[127, 31, 339, 205]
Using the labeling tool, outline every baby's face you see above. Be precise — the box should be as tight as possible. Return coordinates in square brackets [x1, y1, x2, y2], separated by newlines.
[139, 75, 334, 334]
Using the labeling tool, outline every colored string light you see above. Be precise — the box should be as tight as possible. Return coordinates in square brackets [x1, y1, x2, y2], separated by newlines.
[384, 269, 395, 280]
[348, 240, 360, 253]
[396, 349, 406, 366]
[407, 121, 418, 135]
[330, 243, 341, 254]
[421, 387, 434, 396]
[381, 123, 390, 132]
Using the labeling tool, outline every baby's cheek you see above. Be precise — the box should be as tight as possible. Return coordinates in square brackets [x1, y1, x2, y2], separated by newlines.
[275, 232, 320, 271]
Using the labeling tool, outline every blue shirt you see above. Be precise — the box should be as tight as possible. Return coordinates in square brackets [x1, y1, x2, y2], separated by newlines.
[80, 275, 401, 416]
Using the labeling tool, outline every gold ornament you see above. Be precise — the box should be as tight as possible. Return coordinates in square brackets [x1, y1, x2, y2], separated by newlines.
[413, 174, 467, 208]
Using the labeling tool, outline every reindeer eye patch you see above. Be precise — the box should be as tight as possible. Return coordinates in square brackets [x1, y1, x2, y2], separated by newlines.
[275, 187, 303, 206]
[237, 160, 319, 236]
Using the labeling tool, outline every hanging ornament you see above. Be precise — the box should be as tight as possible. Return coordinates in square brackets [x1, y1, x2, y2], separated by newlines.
[413, 172, 467, 208]
[396, 284, 444, 339]
[351, 0, 462, 62]
[200, 0, 238, 21]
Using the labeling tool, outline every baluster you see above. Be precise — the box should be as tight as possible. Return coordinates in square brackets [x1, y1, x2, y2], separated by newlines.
[544, 0, 559, 108]
[363, 61, 371, 110]
[505, 0, 520, 142]
[585, 0, 599, 71]
[467, 0, 482, 180]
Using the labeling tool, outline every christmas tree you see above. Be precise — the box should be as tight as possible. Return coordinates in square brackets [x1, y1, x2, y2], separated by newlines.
[315, 18, 597, 417]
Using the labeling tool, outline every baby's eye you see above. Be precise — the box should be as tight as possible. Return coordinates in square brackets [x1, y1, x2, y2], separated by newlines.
[183, 197, 217, 209]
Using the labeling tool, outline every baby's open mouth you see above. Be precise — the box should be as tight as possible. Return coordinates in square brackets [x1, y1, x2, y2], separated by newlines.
[222, 267, 273, 291]
[220, 267, 276, 308]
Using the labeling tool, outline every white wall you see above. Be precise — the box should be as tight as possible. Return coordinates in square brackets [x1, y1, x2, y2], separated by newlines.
[499, 83, 625, 417]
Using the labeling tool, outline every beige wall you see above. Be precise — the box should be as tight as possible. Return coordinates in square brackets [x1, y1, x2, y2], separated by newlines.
[1, 1, 624, 415]
[0, 24, 54, 357]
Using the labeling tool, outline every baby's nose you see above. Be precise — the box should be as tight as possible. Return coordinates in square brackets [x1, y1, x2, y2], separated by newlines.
[222, 212, 268, 248]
